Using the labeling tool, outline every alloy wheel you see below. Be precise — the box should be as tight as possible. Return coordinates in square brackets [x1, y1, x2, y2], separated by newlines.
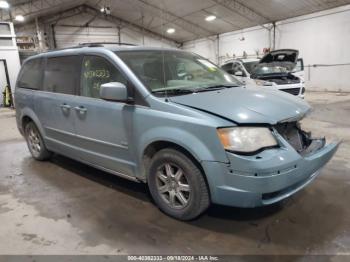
[156, 163, 191, 209]
[27, 125, 41, 158]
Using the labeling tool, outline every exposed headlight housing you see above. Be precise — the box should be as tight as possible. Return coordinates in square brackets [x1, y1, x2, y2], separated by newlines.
[255, 79, 273, 86]
[217, 127, 278, 154]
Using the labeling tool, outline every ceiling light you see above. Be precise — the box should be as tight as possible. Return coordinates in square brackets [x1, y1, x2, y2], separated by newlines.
[166, 28, 175, 34]
[100, 6, 111, 15]
[15, 15, 25, 22]
[0, 1, 9, 9]
[205, 15, 216, 22]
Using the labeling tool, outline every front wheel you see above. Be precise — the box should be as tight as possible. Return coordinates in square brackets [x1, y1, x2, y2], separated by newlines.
[24, 122, 52, 161]
[148, 148, 210, 220]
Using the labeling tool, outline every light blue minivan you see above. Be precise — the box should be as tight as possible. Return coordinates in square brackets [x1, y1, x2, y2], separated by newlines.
[15, 45, 339, 220]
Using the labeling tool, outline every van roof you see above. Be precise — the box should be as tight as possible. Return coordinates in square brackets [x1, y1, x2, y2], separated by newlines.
[223, 58, 260, 64]
[23, 45, 181, 62]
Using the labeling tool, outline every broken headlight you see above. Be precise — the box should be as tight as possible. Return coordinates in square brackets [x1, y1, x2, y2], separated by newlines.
[255, 79, 273, 86]
[217, 127, 278, 154]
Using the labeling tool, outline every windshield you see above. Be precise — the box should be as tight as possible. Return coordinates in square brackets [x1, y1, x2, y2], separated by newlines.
[243, 61, 258, 74]
[116, 50, 241, 95]
[253, 64, 289, 75]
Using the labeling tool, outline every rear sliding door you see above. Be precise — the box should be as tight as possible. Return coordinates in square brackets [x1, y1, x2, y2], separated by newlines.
[35, 55, 81, 154]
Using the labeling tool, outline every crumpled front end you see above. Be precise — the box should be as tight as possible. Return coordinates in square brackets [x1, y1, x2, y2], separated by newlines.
[202, 120, 340, 207]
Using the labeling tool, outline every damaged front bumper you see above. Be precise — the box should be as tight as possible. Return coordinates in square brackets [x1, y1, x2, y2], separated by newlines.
[202, 126, 340, 208]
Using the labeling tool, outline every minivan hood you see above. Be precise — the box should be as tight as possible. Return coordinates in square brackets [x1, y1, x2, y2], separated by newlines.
[169, 86, 310, 125]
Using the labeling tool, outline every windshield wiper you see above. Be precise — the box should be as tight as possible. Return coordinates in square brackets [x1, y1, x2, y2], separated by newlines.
[151, 84, 239, 95]
[152, 88, 194, 95]
[194, 84, 239, 93]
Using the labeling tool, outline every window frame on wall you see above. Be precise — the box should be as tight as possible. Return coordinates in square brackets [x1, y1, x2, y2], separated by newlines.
[0, 22, 17, 49]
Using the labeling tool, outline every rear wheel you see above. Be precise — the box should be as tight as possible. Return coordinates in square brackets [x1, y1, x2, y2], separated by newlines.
[148, 148, 210, 220]
[24, 122, 51, 161]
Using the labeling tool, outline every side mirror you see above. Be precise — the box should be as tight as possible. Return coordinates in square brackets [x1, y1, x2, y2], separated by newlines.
[100, 82, 129, 102]
[234, 71, 243, 77]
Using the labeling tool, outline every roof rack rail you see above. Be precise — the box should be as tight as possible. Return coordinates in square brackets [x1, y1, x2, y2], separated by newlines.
[78, 42, 137, 47]
[46, 45, 85, 52]
[46, 42, 138, 53]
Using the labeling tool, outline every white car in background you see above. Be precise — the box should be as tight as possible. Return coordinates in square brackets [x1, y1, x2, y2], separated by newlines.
[221, 49, 305, 98]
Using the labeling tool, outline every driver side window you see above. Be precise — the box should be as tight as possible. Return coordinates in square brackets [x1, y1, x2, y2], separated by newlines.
[232, 63, 246, 77]
[221, 63, 234, 74]
[81, 56, 127, 99]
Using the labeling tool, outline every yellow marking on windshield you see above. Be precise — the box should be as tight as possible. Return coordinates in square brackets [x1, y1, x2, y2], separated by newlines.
[197, 59, 217, 72]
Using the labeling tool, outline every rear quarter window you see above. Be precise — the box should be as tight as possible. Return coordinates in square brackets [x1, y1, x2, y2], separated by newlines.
[17, 58, 43, 90]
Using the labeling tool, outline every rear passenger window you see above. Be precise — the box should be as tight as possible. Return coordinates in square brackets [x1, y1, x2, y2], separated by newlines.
[43, 56, 81, 95]
[17, 59, 43, 90]
[81, 56, 127, 99]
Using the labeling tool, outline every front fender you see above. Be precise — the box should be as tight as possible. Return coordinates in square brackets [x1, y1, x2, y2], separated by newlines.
[135, 126, 229, 180]
[140, 127, 218, 161]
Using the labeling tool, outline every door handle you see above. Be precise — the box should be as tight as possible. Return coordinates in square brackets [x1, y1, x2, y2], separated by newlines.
[60, 103, 71, 110]
[74, 106, 87, 114]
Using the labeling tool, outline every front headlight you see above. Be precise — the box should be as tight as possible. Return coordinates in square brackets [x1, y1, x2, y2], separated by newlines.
[255, 79, 273, 86]
[217, 127, 278, 153]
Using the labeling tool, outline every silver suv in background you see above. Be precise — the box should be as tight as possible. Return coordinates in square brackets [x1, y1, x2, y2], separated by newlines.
[15, 45, 338, 220]
[221, 49, 305, 98]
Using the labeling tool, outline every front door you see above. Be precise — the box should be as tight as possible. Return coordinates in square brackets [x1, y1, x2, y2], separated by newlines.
[73, 55, 135, 177]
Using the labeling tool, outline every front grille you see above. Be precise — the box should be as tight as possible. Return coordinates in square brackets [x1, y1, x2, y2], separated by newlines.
[266, 79, 300, 85]
[281, 88, 301, 96]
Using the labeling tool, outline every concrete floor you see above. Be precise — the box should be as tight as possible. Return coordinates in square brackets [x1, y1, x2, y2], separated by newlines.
[0, 92, 349, 255]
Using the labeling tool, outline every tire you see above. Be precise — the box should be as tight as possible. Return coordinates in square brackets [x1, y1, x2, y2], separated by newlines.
[148, 148, 210, 220]
[24, 121, 52, 161]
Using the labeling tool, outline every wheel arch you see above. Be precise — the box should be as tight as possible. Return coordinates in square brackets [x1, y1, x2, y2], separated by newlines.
[22, 115, 32, 129]
[141, 140, 212, 200]
[19, 108, 45, 137]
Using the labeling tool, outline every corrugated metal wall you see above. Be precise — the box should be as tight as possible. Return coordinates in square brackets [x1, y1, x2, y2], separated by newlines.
[54, 26, 120, 48]
[15, 12, 177, 51]
[54, 25, 176, 48]
[52, 13, 176, 48]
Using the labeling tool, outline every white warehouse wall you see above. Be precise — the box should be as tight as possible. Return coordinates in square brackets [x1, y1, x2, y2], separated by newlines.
[275, 6, 350, 92]
[0, 23, 21, 94]
[181, 36, 218, 63]
[0, 50, 21, 93]
[219, 26, 271, 63]
[183, 5, 350, 92]
[183, 25, 271, 64]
